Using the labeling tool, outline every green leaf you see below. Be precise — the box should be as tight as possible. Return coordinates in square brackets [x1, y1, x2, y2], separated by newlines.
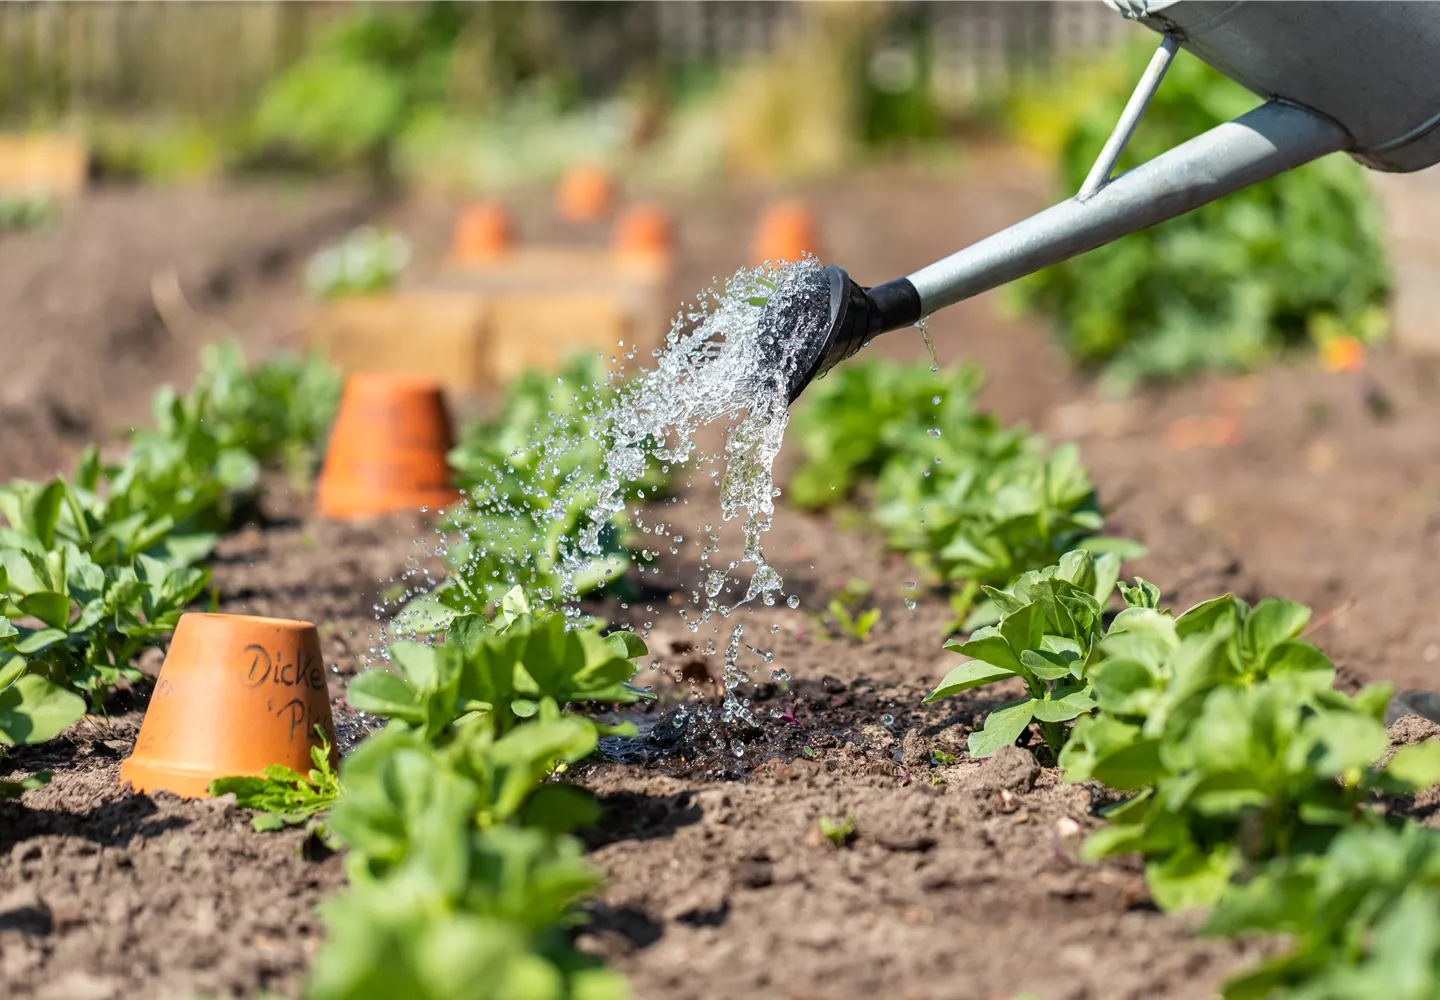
[28, 479, 65, 550]
[1244, 599, 1311, 659]
[1091, 739, 1165, 790]
[1019, 648, 1075, 681]
[925, 659, 1016, 701]
[982, 586, 1028, 618]
[1146, 844, 1236, 912]
[501, 586, 532, 623]
[947, 628, 1025, 674]
[1000, 602, 1044, 657]
[346, 670, 422, 722]
[14, 629, 66, 655]
[1175, 595, 1236, 638]
[389, 641, 442, 690]
[0, 673, 86, 744]
[1384, 740, 1440, 790]
[1304, 710, 1387, 776]
[1031, 684, 1095, 723]
[1262, 640, 1333, 684]
[17, 592, 71, 631]
[966, 698, 1035, 758]
[604, 630, 647, 660]
[517, 783, 602, 833]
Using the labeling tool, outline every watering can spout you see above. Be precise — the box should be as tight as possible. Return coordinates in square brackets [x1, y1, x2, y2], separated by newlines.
[778, 0, 1440, 403]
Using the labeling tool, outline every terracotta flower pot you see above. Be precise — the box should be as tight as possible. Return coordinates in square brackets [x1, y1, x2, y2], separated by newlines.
[556, 163, 615, 223]
[120, 614, 337, 799]
[450, 201, 514, 264]
[751, 201, 820, 265]
[316, 373, 462, 520]
[1320, 335, 1365, 373]
[612, 203, 674, 260]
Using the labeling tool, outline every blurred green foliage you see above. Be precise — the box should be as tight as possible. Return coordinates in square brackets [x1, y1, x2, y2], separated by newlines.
[0, 192, 57, 232]
[1009, 46, 1391, 390]
[250, 4, 462, 173]
[249, 3, 586, 176]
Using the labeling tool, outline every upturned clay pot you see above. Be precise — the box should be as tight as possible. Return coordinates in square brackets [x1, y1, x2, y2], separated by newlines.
[751, 200, 821, 264]
[316, 373, 461, 520]
[120, 613, 337, 799]
[450, 201, 514, 263]
[556, 163, 615, 223]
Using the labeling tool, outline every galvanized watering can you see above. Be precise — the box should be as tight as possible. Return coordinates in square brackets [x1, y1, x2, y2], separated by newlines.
[780, 0, 1440, 401]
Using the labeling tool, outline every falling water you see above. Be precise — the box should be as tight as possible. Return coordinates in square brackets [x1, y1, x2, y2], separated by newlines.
[393, 257, 836, 737]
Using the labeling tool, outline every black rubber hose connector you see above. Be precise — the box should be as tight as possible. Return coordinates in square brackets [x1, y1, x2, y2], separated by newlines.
[785, 267, 923, 402]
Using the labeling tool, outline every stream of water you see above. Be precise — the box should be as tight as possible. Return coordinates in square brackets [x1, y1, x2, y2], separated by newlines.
[385, 258, 836, 742]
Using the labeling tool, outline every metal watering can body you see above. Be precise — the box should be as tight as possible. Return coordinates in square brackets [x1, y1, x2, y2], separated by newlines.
[780, 0, 1440, 402]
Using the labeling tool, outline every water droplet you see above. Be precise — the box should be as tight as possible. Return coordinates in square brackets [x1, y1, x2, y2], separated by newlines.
[881, 713, 895, 728]
[787, 594, 800, 609]
[927, 428, 941, 439]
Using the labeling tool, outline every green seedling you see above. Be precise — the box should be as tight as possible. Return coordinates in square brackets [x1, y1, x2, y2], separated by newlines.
[350, 587, 650, 743]
[930, 748, 956, 766]
[1059, 583, 1440, 913]
[818, 578, 882, 642]
[787, 359, 1140, 635]
[818, 813, 856, 847]
[0, 341, 341, 731]
[1206, 822, 1440, 999]
[400, 356, 668, 626]
[925, 549, 1122, 761]
[210, 726, 343, 834]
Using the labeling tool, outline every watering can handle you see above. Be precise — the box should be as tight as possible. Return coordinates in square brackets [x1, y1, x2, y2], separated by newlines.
[903, 34, 1351, 316]
[784, 35, 1353, 403]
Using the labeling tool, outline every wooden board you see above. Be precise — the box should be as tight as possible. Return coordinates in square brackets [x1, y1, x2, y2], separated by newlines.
[304, 290, 490, 394]
[438, 246, 670, 292]
[0, 134, 88, 197]
[428, 246, 674, 371]
[486, 289, 634, 384]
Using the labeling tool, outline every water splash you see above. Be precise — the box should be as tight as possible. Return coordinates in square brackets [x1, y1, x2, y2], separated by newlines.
[567, 258, 831, 620]
[391, 258, 834, 735]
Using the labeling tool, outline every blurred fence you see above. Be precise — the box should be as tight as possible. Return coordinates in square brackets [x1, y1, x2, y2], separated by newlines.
[0, 1, 1132, 123]
[0, 2, 348, 121]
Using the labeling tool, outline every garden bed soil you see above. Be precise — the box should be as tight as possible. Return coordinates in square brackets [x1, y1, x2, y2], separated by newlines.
[7, 153, 1440, 998]
[0, 182, 378, 482]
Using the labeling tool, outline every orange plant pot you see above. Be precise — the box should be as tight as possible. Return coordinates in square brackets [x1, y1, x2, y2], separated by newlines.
[612, 203, 674, 260]
[450, 201, 514, 264]
[120, 614, 337, 799]
[751, 201, 820, 265]
[316, 373, 462, 520]
[556, 163, 615, 223]
[1320, 335, 1365, 373]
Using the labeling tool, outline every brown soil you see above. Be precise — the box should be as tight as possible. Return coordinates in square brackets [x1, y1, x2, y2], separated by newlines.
[0, 182, 378, 481]
[6, 152, 1440, 999]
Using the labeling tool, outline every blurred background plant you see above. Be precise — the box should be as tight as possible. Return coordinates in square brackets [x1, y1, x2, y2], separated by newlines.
[1006, 43, 1392, 392]
[0, 1, 1036, 190]
[0, 190, 56, 231]
[305, 225, 412, 299]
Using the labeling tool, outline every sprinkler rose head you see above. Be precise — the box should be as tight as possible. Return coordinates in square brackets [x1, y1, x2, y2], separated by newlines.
[763, 265, 924, 404]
